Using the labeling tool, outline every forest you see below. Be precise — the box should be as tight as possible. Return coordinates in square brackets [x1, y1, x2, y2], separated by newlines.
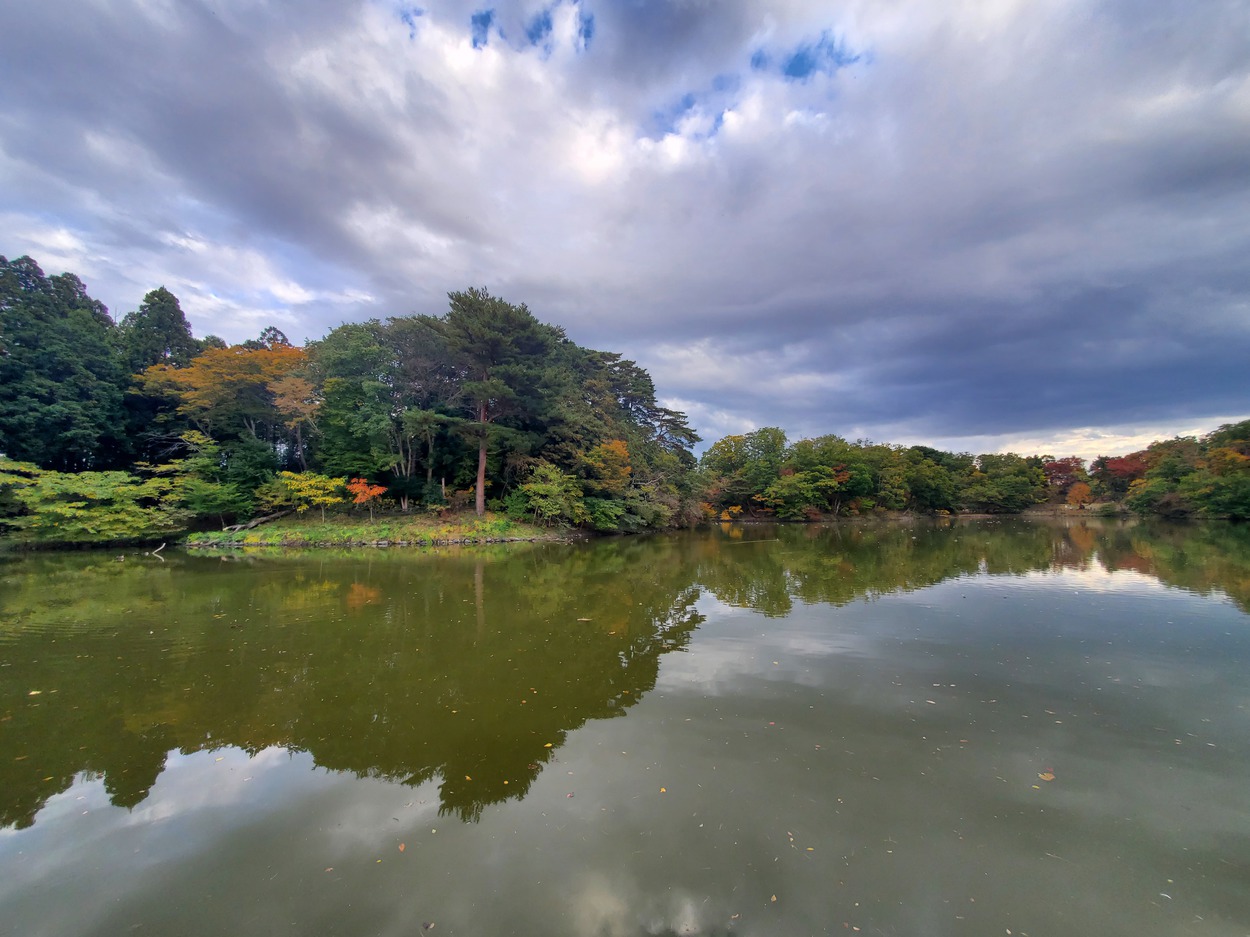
[1, 253, 1247, 544]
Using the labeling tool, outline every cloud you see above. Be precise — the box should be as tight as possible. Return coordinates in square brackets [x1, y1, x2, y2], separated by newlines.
[1, 0, 1247, 452]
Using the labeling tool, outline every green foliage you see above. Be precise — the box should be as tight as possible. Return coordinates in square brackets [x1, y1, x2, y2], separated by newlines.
[0, 462, 183, 543]
[583, 496, 630, 531]
[961, 454, 1047, 513]
[756, 467, 843, 519]
[118, 287, 201, 372]
[519, 461, 587, 526]
[0, 256, 126, 470]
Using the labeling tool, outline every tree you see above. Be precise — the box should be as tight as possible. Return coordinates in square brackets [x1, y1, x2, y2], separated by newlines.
[271, 375, 320, 470]
[140, 343, 305, 441]
[278, 471, 346, 521]
[755, 465, 847, 519]
[0, 462, 182, 543]
[1042, 457, 1087, 495]
[347, 478, 388, 521]
[518, 460, 588, 526]
[310, 318, 462, 510]
[0, 256, 126, 470]
[441, 288, 552, 516]
[147, 430, 250, 526]
[1066, 481, 1093, 509]
[582, 439, 632, 496]
[1090, 452, 1149, 499]
[962, 453, 1047, 513]
[118, 287, 201, 373]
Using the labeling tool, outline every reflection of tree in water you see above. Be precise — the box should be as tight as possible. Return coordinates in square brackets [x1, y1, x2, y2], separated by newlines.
[694, 521, 1062, 615]
[2, 519, 1248, 828]
[0, 539, 704, 828]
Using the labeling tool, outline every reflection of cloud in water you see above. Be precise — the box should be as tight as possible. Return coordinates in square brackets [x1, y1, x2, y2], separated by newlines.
[568, 872, 710, 937]
[1019, 566, 1174, 594]
[658, 592, 876, 694]
[126, 746, 305, 825]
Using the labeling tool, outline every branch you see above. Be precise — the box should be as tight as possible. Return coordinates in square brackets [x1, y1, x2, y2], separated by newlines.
[222, 509, 292, 532]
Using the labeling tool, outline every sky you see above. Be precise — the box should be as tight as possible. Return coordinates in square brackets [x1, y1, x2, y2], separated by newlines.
[2, 0, 1248, 460]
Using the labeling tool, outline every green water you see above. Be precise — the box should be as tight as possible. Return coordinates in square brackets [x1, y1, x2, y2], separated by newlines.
[1, 518, 1249, 936]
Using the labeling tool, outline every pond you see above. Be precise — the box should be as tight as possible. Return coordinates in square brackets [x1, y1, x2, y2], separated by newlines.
[1, 518, 1249, 936]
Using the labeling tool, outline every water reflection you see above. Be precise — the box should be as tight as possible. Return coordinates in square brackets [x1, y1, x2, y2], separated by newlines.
[0, 540, 704, 828]
[1, 518, 1247, 833]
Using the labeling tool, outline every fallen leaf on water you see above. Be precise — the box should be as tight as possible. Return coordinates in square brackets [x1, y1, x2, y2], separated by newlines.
[659, 787, 667, 793]
[465, 775, 472, 780]
[325, 867, 333, 872]
[398, 843, 405, 852]
[544, 743, 553, 748]
[28, 690, 42, 696]
[1038, 771, 1056, 782]
[730, 912, 740, 920]
[770, 895, 777, 903]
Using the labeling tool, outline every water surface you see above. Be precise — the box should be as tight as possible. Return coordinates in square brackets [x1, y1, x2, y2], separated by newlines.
[1, 519, 1248, 936]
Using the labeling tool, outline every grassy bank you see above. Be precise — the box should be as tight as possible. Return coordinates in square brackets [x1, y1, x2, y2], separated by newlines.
[184, 511, 567, 548]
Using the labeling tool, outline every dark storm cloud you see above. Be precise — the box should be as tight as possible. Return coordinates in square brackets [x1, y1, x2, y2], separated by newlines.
[1, 0, 1247, 455]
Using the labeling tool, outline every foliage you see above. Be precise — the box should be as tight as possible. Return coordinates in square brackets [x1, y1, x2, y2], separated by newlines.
[0, 256, 126, 470]
[140, 343, 306, 441]
[1066, 481, 1093, 508]
[0, 460, 182, 543]
[118, 287, 202, 372]
[347, 477, 388, 521]
[518, 461, 588, 526]
[278, 471, 346, 521]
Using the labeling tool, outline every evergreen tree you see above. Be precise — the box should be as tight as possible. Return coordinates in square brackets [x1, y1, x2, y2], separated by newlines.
[118, 287, 201, 372]
[0, 256, 125, 470]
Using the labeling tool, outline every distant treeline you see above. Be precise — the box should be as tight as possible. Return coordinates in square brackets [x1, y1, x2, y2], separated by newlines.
[695, 423, 1250, 521]
[1, 254, 1247, 543]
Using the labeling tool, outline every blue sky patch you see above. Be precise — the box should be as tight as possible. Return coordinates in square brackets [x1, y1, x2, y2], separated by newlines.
[578, 10, 594, 49]
[470, 9, 494, 49]
[526, 9, 553, 47]
[652, 92, 697, 135]
[396, 5, 423, 40]
[782, 31, 860, 80]
[751, 31, 861, 81]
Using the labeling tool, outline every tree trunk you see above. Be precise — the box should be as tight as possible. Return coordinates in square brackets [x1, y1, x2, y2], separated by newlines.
[475, 400, 487, 516]
[222, 509, 292, 532]
[476, 437, 487, 516]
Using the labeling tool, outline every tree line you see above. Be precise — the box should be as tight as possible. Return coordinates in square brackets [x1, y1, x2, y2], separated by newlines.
[1, 253, 1246, 543]
[696, 421, 1250, 521]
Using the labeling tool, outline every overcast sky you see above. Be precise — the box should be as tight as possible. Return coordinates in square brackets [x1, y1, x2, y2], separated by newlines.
[3, 0, 1247, 458]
